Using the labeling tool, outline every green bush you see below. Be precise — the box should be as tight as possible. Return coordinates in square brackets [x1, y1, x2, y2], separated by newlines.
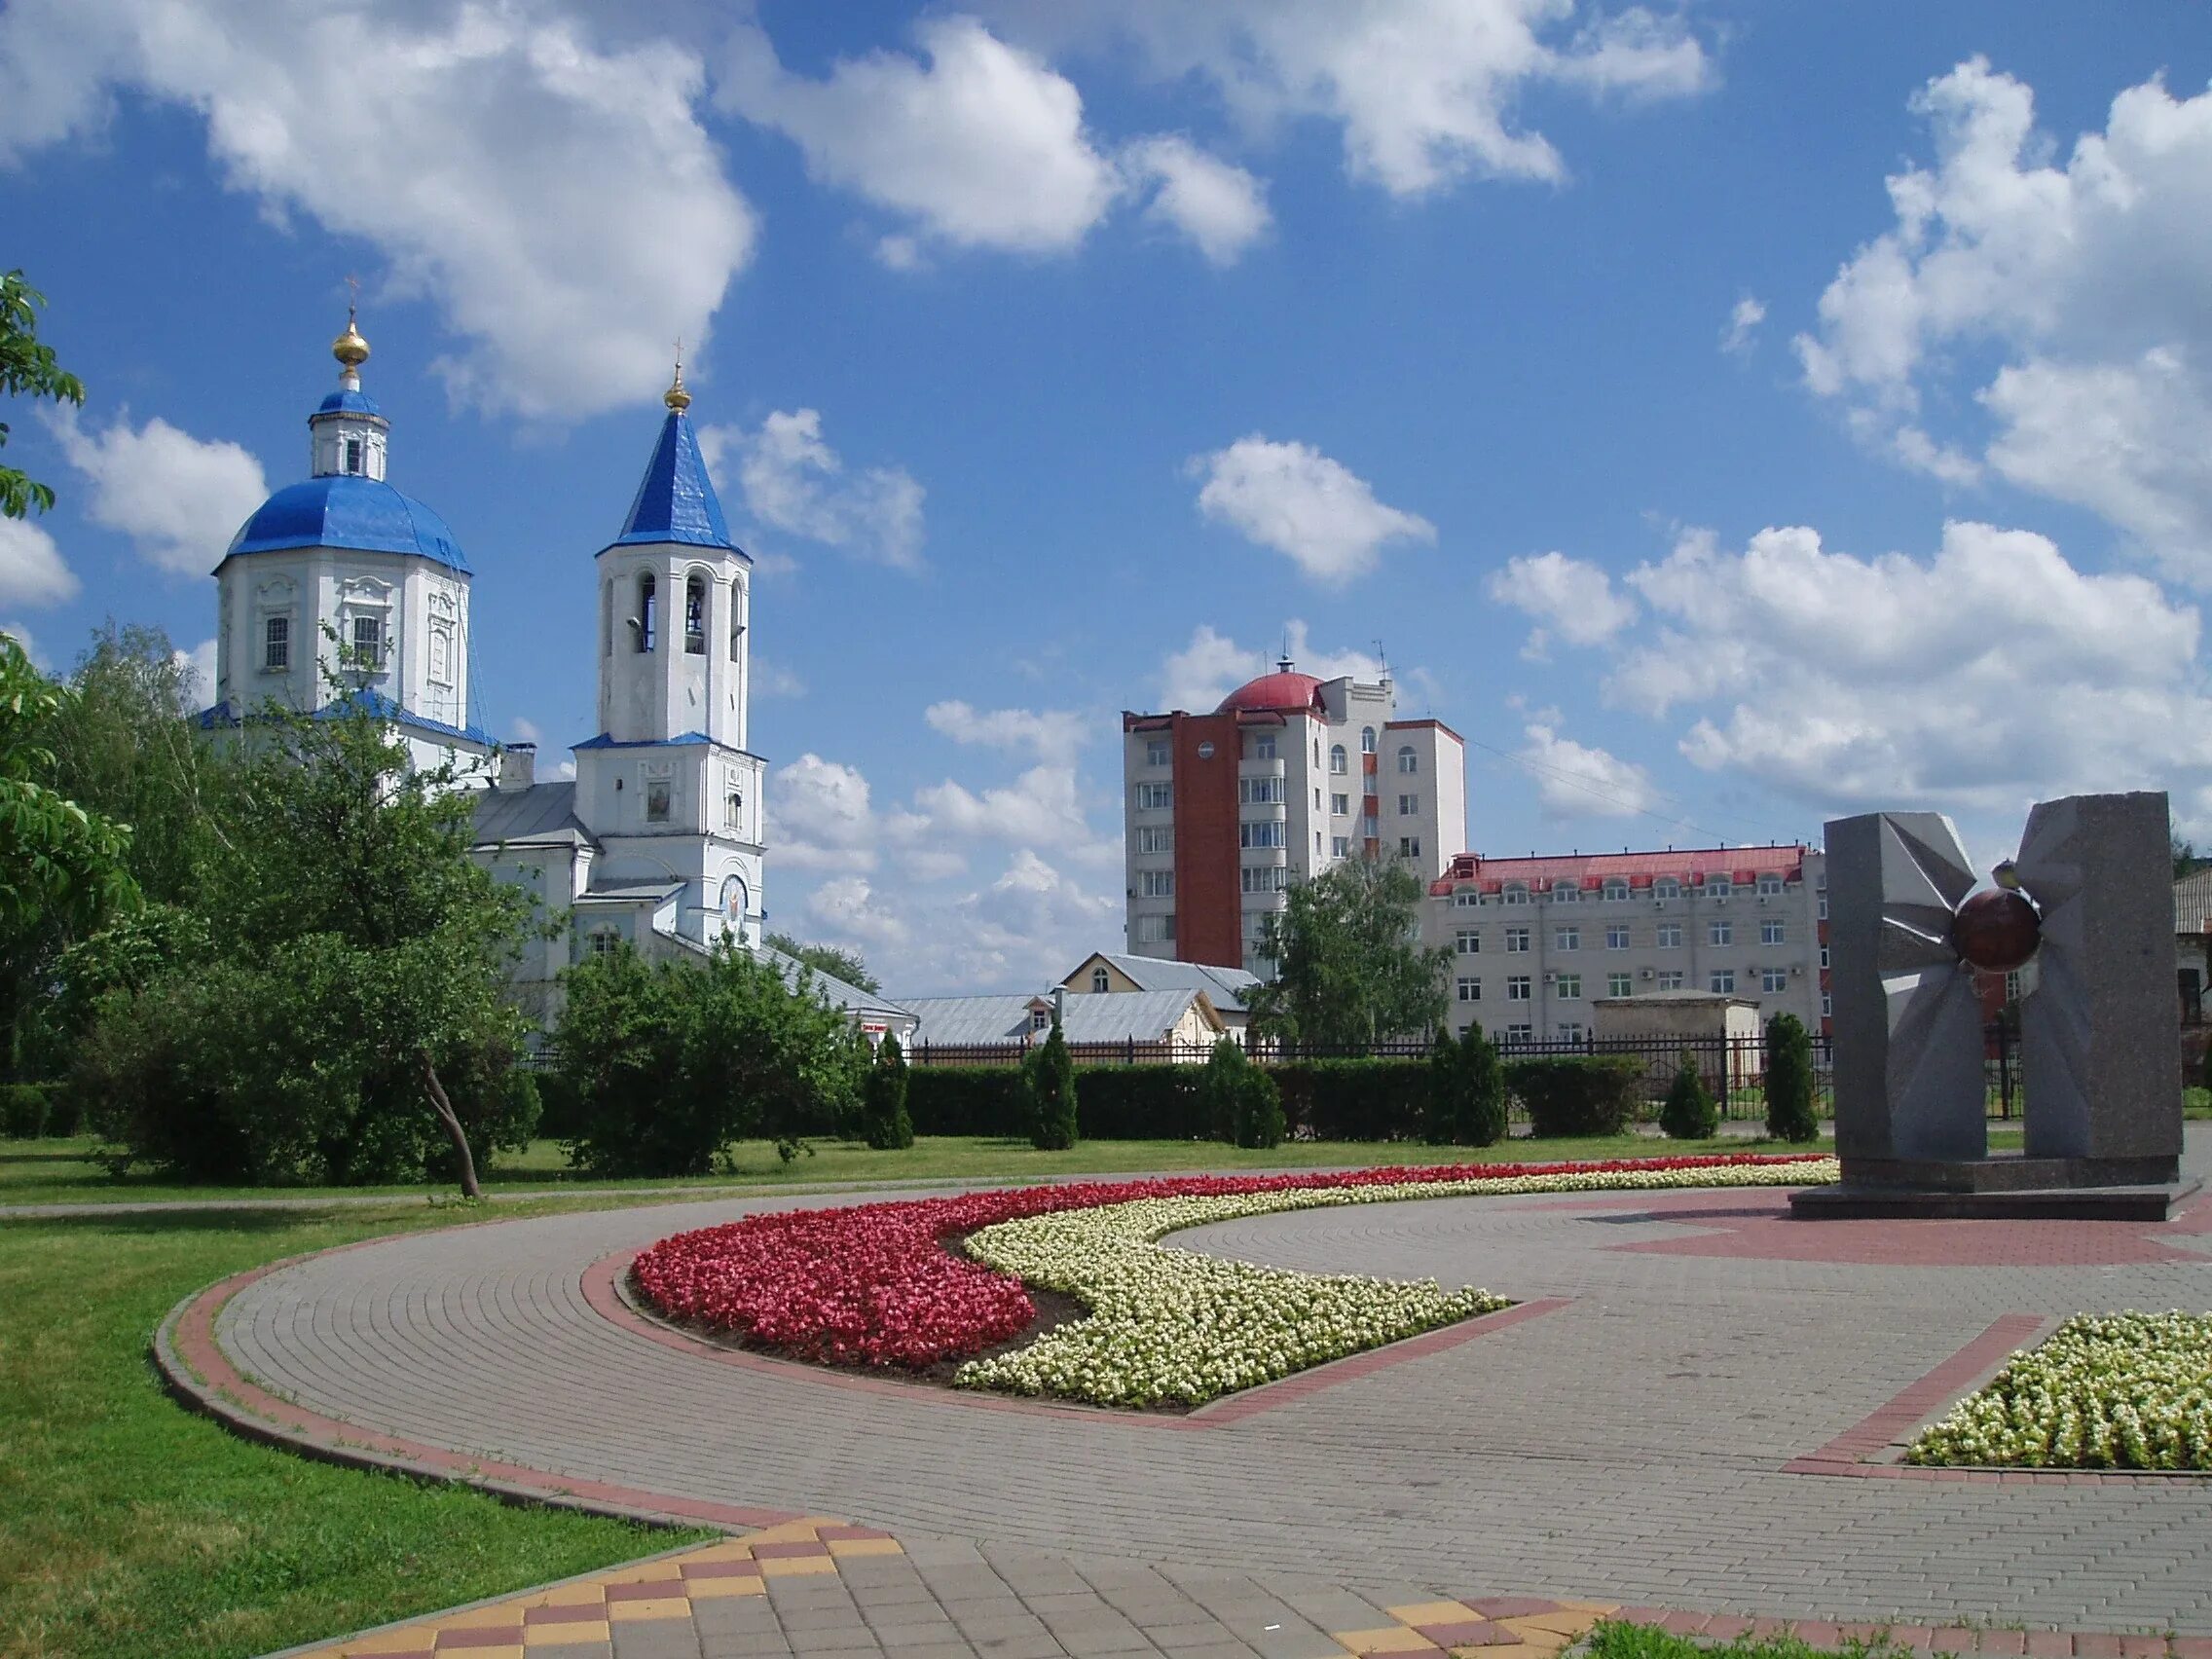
[1506, 1054, 1643, 1137]
[1198, 1039, 1282, 1149]
[1024, 1017, 1080, 1151]
[863, 1033, 914, 1150]
[1272, 1057, 1431, 1140]
[1423, 1024, 1508, 1147]
[1, 1082, 53, 1139]
[1762, 1014, 1819, 1141]
[1659, 1049, 1718, 1140]
[1076, 1065, 1205, 1139]
[904, 1067, 1028, 1136]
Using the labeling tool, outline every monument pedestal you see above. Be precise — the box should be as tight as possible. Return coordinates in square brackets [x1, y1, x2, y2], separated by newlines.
[1789, 1157, 2197, 1221]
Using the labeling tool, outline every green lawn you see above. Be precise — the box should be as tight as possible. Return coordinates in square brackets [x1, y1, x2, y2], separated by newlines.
[0, 1131, 1844, 1208]
[0, 1198, 715, 1659]
[1588, 1621, 1923, 1659]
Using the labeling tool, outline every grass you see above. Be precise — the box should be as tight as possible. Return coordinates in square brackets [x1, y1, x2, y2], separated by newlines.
[1587, 1622, 1926, 1659]
[0, 1131, 1846, 1209]
[0, 1197, 719, 1659]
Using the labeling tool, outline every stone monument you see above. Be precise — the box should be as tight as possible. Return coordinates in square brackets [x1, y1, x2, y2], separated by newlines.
[1791, 791, 2196, 1220]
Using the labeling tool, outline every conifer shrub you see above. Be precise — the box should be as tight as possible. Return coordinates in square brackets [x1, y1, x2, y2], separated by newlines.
[1024, 1016, 1080, 1150]
[1506, 1054, 1641, 1136]
[1460, 1021, 1509, 1147]
[1659, 1049, 1719, 1140]
[1762, 1013, 1820, 1142]
[864, 1032, 914, 1150]
[1198, 1039, 1284, 1149]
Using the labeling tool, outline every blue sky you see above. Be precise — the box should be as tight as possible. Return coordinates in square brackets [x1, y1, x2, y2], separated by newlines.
[4, 1, 2210, 992]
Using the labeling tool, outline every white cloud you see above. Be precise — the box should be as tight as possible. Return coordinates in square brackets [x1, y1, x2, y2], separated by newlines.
[924, 699, 1088, 760]
[1488, 551, 1637, 656]
[994, 1, 1710, 199]
[908, 763, 1110, 858]
[0, 0, 756, 419]
[172, 637, 217, 705]
[806, 875, 909, 951]
[1155, 619, 1387, 712]
[720, 16, 1120, 258]
[752, 656, 806, 698]
[1720, 295, 1765, 356]
[1121, 135, 1271, 265]
[1518, 720, 1659, 819]
[48, 410, 267, 577]
[703, 411, 925, 570]
[768, 753, 878, 870]
[1601, 521, 2212, 819]
[0, 516, 79, 608]
[1793, 58, 2212, 580]
[510, 718, 543, 744]
[1189, 435, 1435, 583]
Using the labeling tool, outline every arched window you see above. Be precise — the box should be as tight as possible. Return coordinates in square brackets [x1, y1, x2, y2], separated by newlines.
[1090, 967, 1110, 993]
[684, 574, 707, 654]
[637, 572, 656, 652]
[1397, 745, 1418, 774]
[1552, 880, 1579, 903]
[724, 789, 743, 830]
[1603, 878, 1629, 902]
[1653, 877, 1680, 900]
[1330, 744, 1346, 775]
[1706, 874, 1732, 898]
[1503, 882, 1529, 905]
[1360, 726, 1377, 754]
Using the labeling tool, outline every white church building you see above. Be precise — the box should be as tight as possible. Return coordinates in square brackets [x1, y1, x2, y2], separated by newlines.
[208, 312, 913, 1039]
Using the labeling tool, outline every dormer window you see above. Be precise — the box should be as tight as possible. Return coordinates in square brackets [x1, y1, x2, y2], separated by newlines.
[1030, 1006, 1051, 1033]
[344, 437, 363, 475]
[1090, 967, 1110, 992]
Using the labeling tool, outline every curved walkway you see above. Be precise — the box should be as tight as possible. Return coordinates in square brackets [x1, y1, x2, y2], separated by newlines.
[196, 1136, 2212, 1645]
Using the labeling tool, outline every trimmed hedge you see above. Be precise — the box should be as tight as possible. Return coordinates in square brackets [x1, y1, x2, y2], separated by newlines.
[1505, 1055, 1643, 1137]
[1273, 1058, 1430, 1140]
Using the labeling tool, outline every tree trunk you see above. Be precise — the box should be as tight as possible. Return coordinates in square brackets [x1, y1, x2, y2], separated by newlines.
[418, 1049, 482, 1198]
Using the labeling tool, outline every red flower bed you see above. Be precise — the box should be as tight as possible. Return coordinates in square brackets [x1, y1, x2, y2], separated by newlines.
[630, 1155, 1824, 1371]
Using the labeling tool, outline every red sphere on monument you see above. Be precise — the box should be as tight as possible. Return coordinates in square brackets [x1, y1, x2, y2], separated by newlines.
[1951, 889, 2041, 972]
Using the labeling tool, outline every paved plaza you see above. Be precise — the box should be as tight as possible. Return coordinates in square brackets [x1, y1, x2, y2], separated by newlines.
[169, 1131, 2212, 1659]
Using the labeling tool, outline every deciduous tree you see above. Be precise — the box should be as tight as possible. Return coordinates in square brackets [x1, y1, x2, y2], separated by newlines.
[1248, 857, 1449, 1050]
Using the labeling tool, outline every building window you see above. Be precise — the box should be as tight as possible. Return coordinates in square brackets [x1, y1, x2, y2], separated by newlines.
[1091, 967, 1111, 992]
[1821, 945, 1831, 969]
[1658, 923, 1682, 949]
[1240, 776, 1286, 804]
[1710, 921, 1733, 946]
[684, 574, 707, 654]
[1556, 1021, 1584, 1043]
[1505, 1023, 1533, 1047]
[645, 781, 672, 823]
[344, 436, 363, 474]
[1392, 793, 1413, 816]
[1603, 878, 1629, 902]
[1823, 994, 1833, 1018]
[1241, 866, 1288, 894]
[1658, 971, 1685, 991]
[1135, 782, 1173, 811]
[429, 628, 451, 685]
[1398, 836, 1420, 859]
[350, 612, 384, 668]
[262, 614, 290, 672]
[1762, 969, 1788, 993]
[1819, 896, 1829, 920]
[1758, 873, 1785, 896]
[587, 929, 620, 957]
[1330, 745, 1346, 775]
[637, 572, 656, 651]
[1554, 926, 1579, 951]
[1502, 883, 1529, 906]
[1331, 836, 1350, 858]
[1360, 726, 1377, 754]
[1145, 738, 1169, 766]
[1553, 881, 1579, 903]
[1505, 927, 1530, 953]
[1453, 888, 1479, 907]
[1140, 869, 1175, 898]
[1240, 820, 1286, 850]
[1556, 974, 1582, 1000]
[1608, 973, 1633, 997]
[1456, 929, 1480, 954]
[1331, 793, 1350, 816]
[1653, 877, 1680, 900]
[1030, 1007, 1051, 1033]
[1761, 919, 1785, 944]
[1397, 745, 1418, 774]
[1707, 875, 1732, 898]
[1135, 913, 1176, 943]
[1135, 825, 1172, 853]
[1605, 925, 1629, 950]
[1710, 970, 1736, 993]
[1251, 733, 1277, 760]
[725, 790, 743, 830]
[1361, 813, 1379, 839]
[1456, 977, 1481, 1003]
[1506, 976, 1531, 1001]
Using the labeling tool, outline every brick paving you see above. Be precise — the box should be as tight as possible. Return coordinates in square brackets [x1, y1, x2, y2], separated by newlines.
[186, 1131, 2212, 1656]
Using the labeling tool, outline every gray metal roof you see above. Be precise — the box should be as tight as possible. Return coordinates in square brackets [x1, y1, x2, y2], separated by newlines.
[574, 877, 684, 903]
[1068, 951, 1261, 1013]
[756, 943, 916, 1023]
[471, 781, 594, 849]
[2176, 868, 2212, 934]
[902, 988, 1213, 1048]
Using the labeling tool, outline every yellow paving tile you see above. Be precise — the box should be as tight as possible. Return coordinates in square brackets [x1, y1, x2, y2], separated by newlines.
[687, 1575, 769, 1598]
[1497, 1620, 1573, 1654]
[449, 1649, 522, 1659]
[1555, 1602, 1619, 1616]
[440, 1603, 528, 1628]
[1337, 1627, 1444, 1654]
[1388, 1603, 1479, 1626]
[829, 1538, 905, 1558]
[536, 1583, 607, 1607]
[608, 1597, 693, 1621]
[526, 1621, 610, 1645]
[684, 1539, 766, 1564]
[336, 1634, 436, 1656]
[759, 1554, 839, 1577]
[1512, 1611, 1604, 1640]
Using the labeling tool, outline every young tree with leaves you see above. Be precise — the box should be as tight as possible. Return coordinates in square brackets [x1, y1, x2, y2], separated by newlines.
[1, 270, 85, 520]
[1247, 856, 1449, 1050]
[765, 931, 881, 993]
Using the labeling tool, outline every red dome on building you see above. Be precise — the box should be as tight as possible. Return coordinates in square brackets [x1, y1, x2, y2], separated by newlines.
[1216, 665, 1325, 716]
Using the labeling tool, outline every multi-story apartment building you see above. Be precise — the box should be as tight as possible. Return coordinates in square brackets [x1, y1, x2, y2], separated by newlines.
[1122, 658, 1466, 972]
[1420, 845, 1831, 1045]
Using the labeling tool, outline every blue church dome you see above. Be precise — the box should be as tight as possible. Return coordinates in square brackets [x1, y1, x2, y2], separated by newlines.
[226, 475, 471, 572]
[314, 387, 385, 419]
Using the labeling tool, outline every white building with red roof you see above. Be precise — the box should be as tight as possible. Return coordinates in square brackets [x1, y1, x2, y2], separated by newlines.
[1121, 657, 1466, 975]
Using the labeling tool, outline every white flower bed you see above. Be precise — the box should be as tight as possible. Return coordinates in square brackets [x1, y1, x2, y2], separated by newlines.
[957, 1159, 1838, 1408]
[1906, 1311, 2212, 1470]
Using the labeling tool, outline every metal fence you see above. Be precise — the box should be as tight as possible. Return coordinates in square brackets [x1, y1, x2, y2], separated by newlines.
[906, 1024, 2029, 1124]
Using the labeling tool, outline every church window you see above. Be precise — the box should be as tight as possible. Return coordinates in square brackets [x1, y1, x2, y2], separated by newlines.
[350, 613, 384, 669]
[684, 574, 706, 654]
[601, 579, 613, 657]
[262, 614, 289, 672]
[724, 790, 743, 830]
[429, 628, 451, 685]
[636, 572, 656, 652]
[645, 781, 672, 823]
[344, 437, 363, 475]
[587, 929, 620, 958]
[1090, 967, 1110, 992]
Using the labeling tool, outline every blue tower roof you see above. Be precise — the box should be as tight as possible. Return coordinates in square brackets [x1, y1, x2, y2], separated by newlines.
[313, 387, 385, 419]
[225, 475, 471, 572]
[606, 408, 741, 554]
